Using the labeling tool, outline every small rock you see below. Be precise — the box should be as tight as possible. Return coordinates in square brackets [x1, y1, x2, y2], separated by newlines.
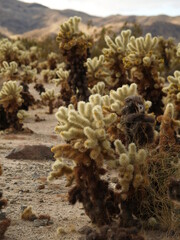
[37, 184, 45, 190]
[33, 219, 49, 227]
[78, 225, 93, 235]
[0, 212, 6, 220]
[6, 145, 54, 160]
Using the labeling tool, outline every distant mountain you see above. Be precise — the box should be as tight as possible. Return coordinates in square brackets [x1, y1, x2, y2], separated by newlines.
[0, 0, 179, 41]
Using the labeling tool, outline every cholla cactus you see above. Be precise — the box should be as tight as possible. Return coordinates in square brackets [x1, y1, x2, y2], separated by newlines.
[57, 16, 81, 43]
[109, 83, 138, 114]
[29, 46, 39, 62]
[163, 71, 180, 118]
[41, 69, 56, 83]
[177, 43, 180, 57]
[0, 164, 11, 237]
[54, 68, 70, 86]
[0, 38, 19, 63]
[157, 103, 180, 151]
[157, 37, 179, 77]
[18, 50, 30, 65]
[20, 65, 37, 84]
[109, 140, 149, 226]
[89, 81, 107, 95]
[57, 16, 92, 101]
[124, 33, 165, 115]
[17, 109, 28, 123]
[41, 89, 58, 114]
[47, 52, 59, 70]
[48, 158, 74, 186]
[0, 81, 24, 130]
[54, 68, 72, 106]
[114, 140, 148, 199]
[85, 55, 110, 87]
[51, 94, 121, 225]
[54, 94, 117, 166]
[0, 80, 23, 112]
[102, 30, 131, 87]
[0, 61, 19, 80]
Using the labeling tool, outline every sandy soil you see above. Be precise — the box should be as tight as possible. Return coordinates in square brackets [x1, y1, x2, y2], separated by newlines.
[0, 84, 179, 240]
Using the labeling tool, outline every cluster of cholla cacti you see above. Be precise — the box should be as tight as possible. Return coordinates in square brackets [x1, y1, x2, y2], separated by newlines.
[0, 15, 180, 238]
[47, 16, 180, 239]
[0, 164, 11, 237]
[0, 35, 65, 130]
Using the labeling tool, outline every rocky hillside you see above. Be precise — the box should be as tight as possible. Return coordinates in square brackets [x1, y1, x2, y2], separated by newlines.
[0, 0, 179, 41]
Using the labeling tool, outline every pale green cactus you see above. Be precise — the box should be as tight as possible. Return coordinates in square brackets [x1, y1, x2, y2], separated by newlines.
[41, 89, 59, 114]
[47, 52, 59, 69]
[112, 140, 148, 200]
[123, 33, 165, 115]
[89, 81, 107, 95]
[0, 61, 18, 80]
[54, 68, 70, 86]
[55, 94, 117, 165]
[109, 83, 138, 114]
[102, 30, 131, 86]
[41, 69, 56, 83]
[47, 158, 73, 184]
[0, 38, 19, 63]
[0, 80, 23, 112]
[125, 33, 158, 69]
[20, 65, 37, 84]
[177, 43, 180, 57]
[85, 55, 110, 87]
[17, 109, 28, 123]
[163, 71, 180, 117]
[57, 16, 81, 43]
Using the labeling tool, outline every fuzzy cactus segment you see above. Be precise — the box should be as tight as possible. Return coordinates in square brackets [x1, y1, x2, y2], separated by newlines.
[157, 103, 180, 151]
[55, 94, 117, 165]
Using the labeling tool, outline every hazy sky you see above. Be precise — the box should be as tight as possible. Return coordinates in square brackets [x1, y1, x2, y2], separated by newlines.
[21, 0, 180, 17]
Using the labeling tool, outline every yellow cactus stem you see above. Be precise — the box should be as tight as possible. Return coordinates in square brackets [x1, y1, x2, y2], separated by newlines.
[0, 80, 23, 112]
[157, 103, 180, 151]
